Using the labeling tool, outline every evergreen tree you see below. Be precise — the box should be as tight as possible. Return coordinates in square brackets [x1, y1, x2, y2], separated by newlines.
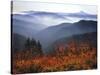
[30, 38, 36, 48]
[37, 40, 43, 55]
[24, 38, 43, 56]
[25, 38, 31, 49]
[37, 40, 42, 50]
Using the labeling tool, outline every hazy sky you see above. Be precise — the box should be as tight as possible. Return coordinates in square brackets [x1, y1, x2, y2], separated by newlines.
[12, 1, 97, 15]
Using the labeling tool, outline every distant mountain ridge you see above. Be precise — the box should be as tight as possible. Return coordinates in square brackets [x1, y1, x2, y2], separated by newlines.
[34, 20, 97, 53]
[12, 11, 97, 37]
[49, 32, 97, 55]
[12, 20, 97, 54]
[12, 10, 97, 53]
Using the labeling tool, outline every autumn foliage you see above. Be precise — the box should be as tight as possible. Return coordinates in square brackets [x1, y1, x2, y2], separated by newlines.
[12, 37, 97, 74]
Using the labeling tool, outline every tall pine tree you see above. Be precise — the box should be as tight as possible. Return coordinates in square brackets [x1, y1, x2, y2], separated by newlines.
[30, 38, 36, 48]
[25, 38, 31, 50]
[37, 40, 43, 55]
[24, 38, 43, 56]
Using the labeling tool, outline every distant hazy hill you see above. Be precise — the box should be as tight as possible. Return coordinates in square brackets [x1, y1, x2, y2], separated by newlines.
[12, 14, 47, 37]
[46, 32, 97, 54]
[12, 33, 27, 51]
[12, 20, 97, 54]
[12, 11, 97, 37]
[54, 32, 97, 47]
[35, 20, 97, 53]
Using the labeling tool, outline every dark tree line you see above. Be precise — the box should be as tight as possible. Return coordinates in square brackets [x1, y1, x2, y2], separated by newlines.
[24, 38, 43, 56]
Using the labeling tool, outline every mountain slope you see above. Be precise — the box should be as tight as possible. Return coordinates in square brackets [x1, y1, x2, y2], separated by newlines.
[12, 14, 47, 37]
[35, 20, 97, 53]
[12, 33, 27, 51]
[12, 11, 97, 37]
[47, 32, 97, 54]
